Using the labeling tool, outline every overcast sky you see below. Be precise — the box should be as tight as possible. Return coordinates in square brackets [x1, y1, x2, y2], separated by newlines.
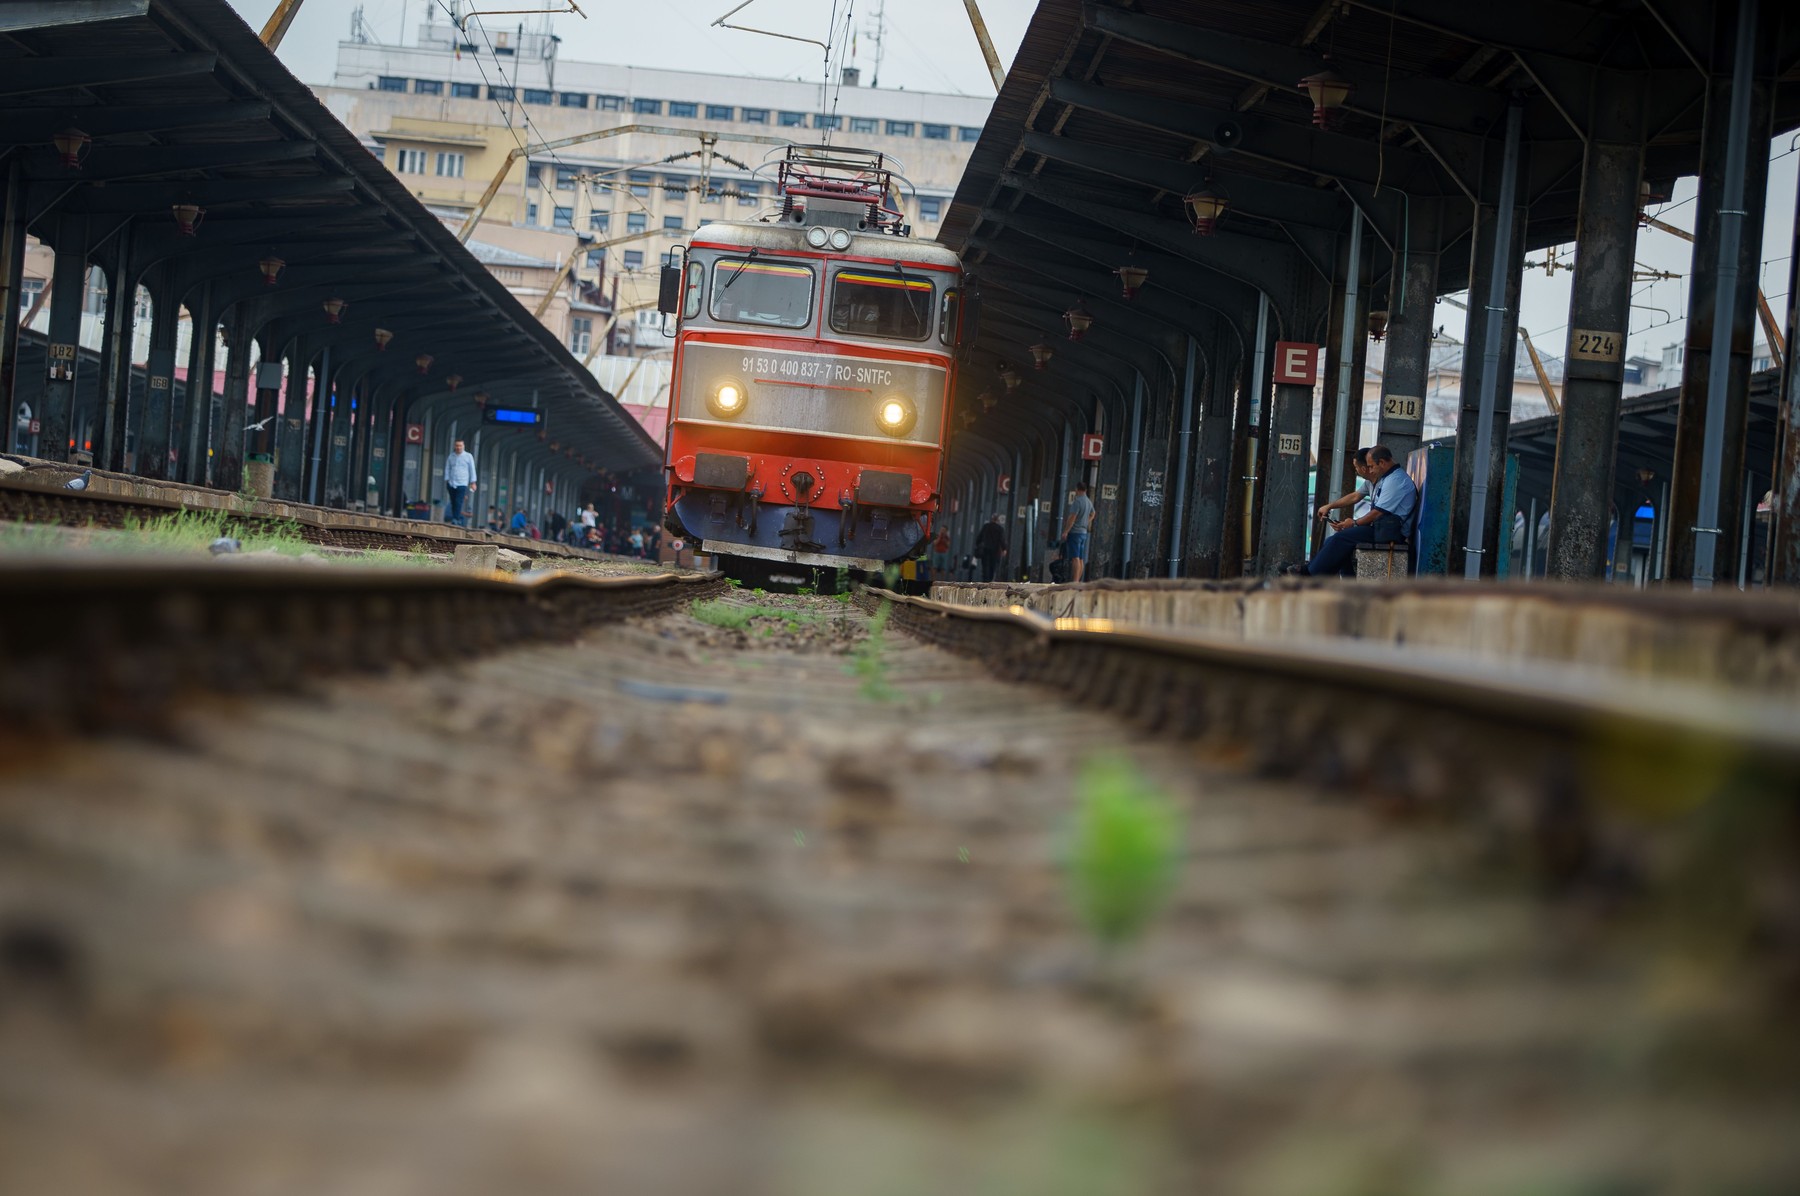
[227, 0, 1799, 369]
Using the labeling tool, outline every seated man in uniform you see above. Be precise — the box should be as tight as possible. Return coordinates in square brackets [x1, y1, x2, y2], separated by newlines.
[1289, 444, 1416, 577]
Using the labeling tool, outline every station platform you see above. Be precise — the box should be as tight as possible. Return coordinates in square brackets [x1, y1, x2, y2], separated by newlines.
[0, 454, 607, 560]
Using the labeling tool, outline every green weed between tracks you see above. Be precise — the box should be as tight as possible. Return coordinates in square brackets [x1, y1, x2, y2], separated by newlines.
[1066, 754, 1184, 948]
[851, 598, 898, 701]
[689, 598, 824, 631]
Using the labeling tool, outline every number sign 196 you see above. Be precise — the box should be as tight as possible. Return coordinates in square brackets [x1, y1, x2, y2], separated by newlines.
[1276, 433, 1304, 457]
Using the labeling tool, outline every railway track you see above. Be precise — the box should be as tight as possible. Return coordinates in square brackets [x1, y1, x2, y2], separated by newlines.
[0, 571, 1795, 1192]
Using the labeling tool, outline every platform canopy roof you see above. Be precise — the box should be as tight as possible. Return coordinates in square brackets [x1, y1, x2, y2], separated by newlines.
[941, 0, 1800, 452]
[0, 0, 659, 472]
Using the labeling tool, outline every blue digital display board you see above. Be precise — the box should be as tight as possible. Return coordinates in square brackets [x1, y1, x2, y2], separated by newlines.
[485, 407, 542, 425]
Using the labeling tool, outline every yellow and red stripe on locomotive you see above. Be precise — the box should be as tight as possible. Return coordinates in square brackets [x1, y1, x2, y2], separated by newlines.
[656, 148, 963, 572]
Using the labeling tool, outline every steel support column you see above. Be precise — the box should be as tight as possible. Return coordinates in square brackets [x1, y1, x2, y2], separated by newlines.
[1235, 293, 1271, 574]
[1544, 80, 1645, 580]
[1771, 168, 1800, 584]
[0, 160, 24, 453]
[137, 270, 178, 479]
[96, 225, 138, 473]
[1668, 0, 1776, 586]
[181, 283, 215, 485]
[215, 306, 252, 492]
[275, 345, 310, 500]
[1118, 370, 1145, 577]
[1454, 103, 1527, 579]
[39, 217, 90, 464]
[1166, 335, 1198, 576]
[1376, 199, 1440, 462]
[1315, 213, 1365, 546]
[1191, 318, 1238, 578]
[307, 345, 330, 505]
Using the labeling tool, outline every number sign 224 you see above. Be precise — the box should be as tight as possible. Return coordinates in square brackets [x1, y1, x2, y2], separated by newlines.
[1570, 329, 1622, 363]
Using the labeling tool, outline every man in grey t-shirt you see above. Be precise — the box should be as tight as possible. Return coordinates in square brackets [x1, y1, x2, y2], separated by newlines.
[1059, 481, 1096, 583]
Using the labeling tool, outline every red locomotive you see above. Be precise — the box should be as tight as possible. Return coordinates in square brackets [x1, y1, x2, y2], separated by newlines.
[656, 145, 963, 580]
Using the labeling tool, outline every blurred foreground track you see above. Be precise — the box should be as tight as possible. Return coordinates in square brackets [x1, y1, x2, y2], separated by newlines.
[0, 586, 1796, 1193]
[0, 561, 723, 730]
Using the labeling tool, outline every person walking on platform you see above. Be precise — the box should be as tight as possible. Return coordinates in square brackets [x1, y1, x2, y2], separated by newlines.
[443, 439, 476, 528]
[1058, 481, 1097, 583]
[1288, 444, 1416, 577]
[975, 514, 1009, 583]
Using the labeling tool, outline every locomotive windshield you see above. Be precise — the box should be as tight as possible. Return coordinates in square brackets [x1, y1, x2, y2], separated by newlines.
[829, 268, 934, 341]
[710, 257, 813, 329]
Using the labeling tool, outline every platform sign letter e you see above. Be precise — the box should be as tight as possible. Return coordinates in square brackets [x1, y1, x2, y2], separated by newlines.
[1273, 342, 1319, 386]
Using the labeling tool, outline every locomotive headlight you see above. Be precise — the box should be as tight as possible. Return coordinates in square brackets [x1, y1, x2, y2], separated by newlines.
[709, 379, 748, 418]
[829, 229, 852, 251]
[805, 226, 830, 249]
[875, 394, 916, 436]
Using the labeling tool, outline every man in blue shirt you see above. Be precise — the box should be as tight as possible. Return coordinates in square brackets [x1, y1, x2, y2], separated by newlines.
[443, 439, 477, 527]
[1058, 481, 1097, 583]
[1290, 444, 1416, 576]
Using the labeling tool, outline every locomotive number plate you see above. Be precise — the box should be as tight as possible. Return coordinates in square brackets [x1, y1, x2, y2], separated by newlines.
[741, 352, 894, 388]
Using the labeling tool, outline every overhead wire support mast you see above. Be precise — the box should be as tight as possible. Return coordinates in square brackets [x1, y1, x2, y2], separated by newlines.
[961, 0, 1006, 92]
[455, 124, 789, 244]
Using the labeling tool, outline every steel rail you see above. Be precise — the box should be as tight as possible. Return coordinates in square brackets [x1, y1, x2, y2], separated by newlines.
[863, 586, 1800, 897]
[0, 562, 723, 731]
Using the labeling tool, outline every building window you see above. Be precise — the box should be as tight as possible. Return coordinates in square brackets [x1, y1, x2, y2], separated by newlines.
[526, 201, 538, 224]
[571, 316, 592, 356]
[435, 151, 464, 178]
[850, 116, 877, 134]
[706, 104, 734, 121]
[415, 79, 443, 95]
[377, 76, 406, 92]
[633, 98, 662, 114]
[959, 126, 981, 142]
[886, 120, 914, 136]
[664, 178, 687, 199]
[586, 249, 606, 271]
[663, 215, 684, 231]
[368, 143, 385, 161]
[559, 91, 587, 108]
[523, 88, 552, 104]
[555, 165, 581, 190]
[779, 110, 806, 127]
[737, 184, 760, 207]
[670, 101, 697, 118]
[923, 123, 950, 140]
[919, 196, 942, 222]
[628, 171, 652, 197]
[394, 147, 427, 174]
[701, 185, 721, 204]
[627, 211, 647, 233]
[450, 81, 479, 98]
[489, 85, 515, 102]
[814, 113, 842, 130]
[598, 94, 624, 110]
[623, 250, 644, 270]
[19, 278, 43, 311]
[742, 107, 768, 123]
[589, 212, 610, 233]
[553, 206, 574, 230]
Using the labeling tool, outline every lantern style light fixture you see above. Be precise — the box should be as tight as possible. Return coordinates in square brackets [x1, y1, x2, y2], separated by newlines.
[171, 201, 205, 236]
[473, 390, 490, 408]
[373, 327, 393, 351]
[52, 127, 91, 170]
[322, 297, 347, 323]
[1029, 343, 1053, 370]
[979, 390, 997, 411]
[445, 373, 462, 391]
[1367, 309, 1390, 342]
[1064, 304, 1093, 341]
[1115, 262, 1148, 300]
[1299, 65, 1352, 129]
[414, 353, 434, 375]
[960, 409, 976, 428]
[999, 365, 1020, 391]
[257, 255, 285, 287]
[1183, 187, 1228, 236]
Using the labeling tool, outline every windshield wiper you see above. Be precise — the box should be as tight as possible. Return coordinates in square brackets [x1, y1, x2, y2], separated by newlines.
[721, 247, 761, 292]
[892, 259, 928, 332]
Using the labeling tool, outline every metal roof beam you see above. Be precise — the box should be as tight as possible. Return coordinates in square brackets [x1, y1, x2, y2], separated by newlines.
[31, 140, 318, 182]
[1046, 78, 1447, 195]
[0, 53, 218, 97]
[1086, 6, 1505, 139]
[1019, 129, 1351, 232]
[60, 175, 355, 211]
[0, 0, 148, 32]
[0, 101, 271, 143]
[1337, 0, 1624, 61]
